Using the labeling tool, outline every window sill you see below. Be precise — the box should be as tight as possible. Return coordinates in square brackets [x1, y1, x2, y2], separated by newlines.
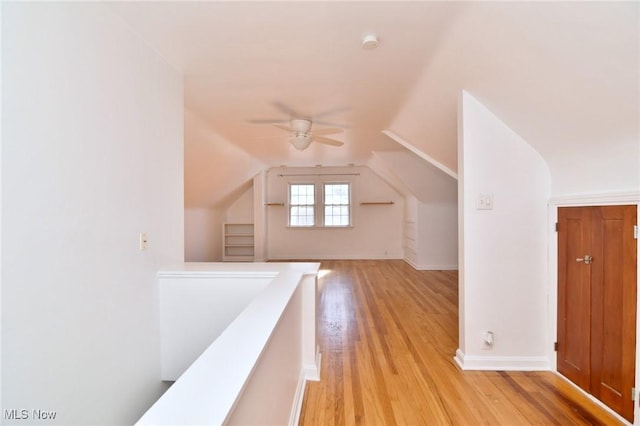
[286, 225, 354, 229]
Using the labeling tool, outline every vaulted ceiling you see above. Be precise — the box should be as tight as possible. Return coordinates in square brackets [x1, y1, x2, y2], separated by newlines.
[108, 1, 639, 208]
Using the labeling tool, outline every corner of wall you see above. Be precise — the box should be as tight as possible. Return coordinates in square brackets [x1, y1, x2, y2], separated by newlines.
[458, 91, 551, 368]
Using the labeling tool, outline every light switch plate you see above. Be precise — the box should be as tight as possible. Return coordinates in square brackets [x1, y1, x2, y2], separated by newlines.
[476, 193, 494, 210]
[139, 233, 148, 250]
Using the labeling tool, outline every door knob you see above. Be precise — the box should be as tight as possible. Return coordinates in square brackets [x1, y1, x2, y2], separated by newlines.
[576, 255, 593, 264]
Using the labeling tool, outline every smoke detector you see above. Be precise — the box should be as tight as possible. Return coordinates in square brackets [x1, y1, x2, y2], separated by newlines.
[362, 34, 379, 50]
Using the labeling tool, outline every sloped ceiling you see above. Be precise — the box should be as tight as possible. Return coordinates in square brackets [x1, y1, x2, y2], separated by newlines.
[184, 109, 264, 207]
[389, 1, 639, 195]
[369, 151, 457, 204]
[108, 1, 639, 207]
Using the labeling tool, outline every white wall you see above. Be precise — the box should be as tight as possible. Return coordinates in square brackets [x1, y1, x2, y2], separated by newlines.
[456, 91, 550, 370]
[137, 263, 320, 426]
[369, 150, 458, 270]
[185, 182, 257, 263]
[158, 271, 275, 380]
[225, 283, 303, 426]
[0, 2, 5, 413]
[415, 201, 458, 269]
[185, 208, 224, 262]
[253, 171, 267, 262]
[403, 197, 457, 270]
[549, 144, 640, 196]
[2, 3, 183, 425]
[182, 107, 260, 262]
[266, 166, 403, 260]
[226, 186, 254, 223]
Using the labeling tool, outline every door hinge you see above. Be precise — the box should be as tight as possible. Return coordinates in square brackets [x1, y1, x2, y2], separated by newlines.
[554, 342, 558, 352]
[632, 387, 636, 401]
[555, 222, 559, 232]
[634, 225, 638, 240]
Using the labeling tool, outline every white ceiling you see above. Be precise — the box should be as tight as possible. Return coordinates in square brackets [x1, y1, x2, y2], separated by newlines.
[107, 1, 639, 207]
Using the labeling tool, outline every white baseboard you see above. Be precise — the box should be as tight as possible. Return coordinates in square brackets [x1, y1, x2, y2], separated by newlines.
[403, 258, 458, 271]
[289, 370, 307, 426]
[303, 351, 322, 381]
[269, 254, 403, 261]
[289, 351, 322, 426]
[454, 348, 550, 371]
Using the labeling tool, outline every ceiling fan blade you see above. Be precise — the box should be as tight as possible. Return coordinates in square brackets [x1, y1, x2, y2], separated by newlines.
[312, 106, 351, 119]
[312, 120, 350, 128]
[312, 128, 344, 136]
[248, 118, 289, 124]
[273, 123, 293, 133]
[313, 136, 344, 147]
[271, 101, 307, 119]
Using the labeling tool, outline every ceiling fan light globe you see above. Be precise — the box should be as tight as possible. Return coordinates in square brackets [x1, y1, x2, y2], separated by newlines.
[290, 135, 311, 150]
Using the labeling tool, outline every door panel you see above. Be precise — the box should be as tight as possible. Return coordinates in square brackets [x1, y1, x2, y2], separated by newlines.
[558, 205, 637, 423]
[591, 211, 624, 412]
[557, 207, 591, 389]
[593, 206, 637, 421]
[620, 207, 638, 422]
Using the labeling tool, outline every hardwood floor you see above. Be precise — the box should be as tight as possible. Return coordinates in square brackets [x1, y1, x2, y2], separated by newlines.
[299, 260, 623, 426]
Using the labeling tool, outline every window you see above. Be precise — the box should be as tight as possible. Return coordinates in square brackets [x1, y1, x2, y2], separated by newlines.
[288, 182, 352, 227]
[324, 183, 350, 226]
[289, 184, 315, 226]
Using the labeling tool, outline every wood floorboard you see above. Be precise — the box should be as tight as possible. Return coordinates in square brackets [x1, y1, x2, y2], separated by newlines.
[299, 260, 623, 426]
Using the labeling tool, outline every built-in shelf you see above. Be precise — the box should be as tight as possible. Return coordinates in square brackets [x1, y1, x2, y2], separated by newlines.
[403, 220, 417, 264]
[223, 223, 254, 261]
[360, 201, 395, 205]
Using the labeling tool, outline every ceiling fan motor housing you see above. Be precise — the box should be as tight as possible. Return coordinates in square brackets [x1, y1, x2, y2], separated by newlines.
[290, 119, 312, 135]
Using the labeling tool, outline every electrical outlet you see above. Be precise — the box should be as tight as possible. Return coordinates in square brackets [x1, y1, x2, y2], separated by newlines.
[482, 330, 495, 349]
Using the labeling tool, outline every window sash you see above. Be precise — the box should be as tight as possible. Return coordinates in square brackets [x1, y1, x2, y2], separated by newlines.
[289, 183, 315, 226]
[288, 182, 352, 227]
[323, 183, 350, 226]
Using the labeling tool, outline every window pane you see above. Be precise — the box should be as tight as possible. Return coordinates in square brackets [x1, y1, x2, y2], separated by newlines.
[290, 184, 315, 226]
[301, 216, 312, 226]
[324, 206, 332, 225]
[325, 194, 332, 205]
[323, 183, 350, 226]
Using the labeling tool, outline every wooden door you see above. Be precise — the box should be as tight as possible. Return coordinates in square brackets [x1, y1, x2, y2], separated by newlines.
[557, 207, 592, 390]
[557, 205, 637, 422]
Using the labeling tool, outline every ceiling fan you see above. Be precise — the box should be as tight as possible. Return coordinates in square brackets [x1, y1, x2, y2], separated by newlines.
[249, 101, 349, 127]
[273, 119, 344, 151]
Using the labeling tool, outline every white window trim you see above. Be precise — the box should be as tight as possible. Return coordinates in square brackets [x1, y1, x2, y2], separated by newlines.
[288, 182, 316, 227]
[322, 181, 352, 227]
[287, 180, 353, 229]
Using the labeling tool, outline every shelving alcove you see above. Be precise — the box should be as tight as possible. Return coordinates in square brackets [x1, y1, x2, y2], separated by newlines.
[222, 223, 254, 261]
